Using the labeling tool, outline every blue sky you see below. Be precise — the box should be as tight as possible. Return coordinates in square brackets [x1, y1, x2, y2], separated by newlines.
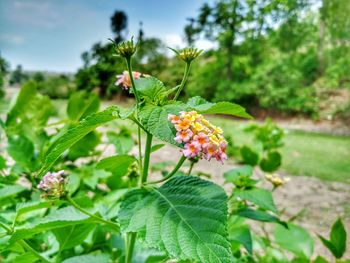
[0, 0, 212, 72]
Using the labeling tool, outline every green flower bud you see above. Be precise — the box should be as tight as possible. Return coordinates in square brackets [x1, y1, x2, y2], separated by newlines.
[111, 38, 138, 59]
[170, 47, 203, 63]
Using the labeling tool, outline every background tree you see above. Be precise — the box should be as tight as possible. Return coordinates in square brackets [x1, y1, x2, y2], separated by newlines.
[0, 54, 9, 98]
[75, 10, 128, 97]
[75, 10, 174, 98]
[110, 10, 128, 43]
[9, 65, 28, 86]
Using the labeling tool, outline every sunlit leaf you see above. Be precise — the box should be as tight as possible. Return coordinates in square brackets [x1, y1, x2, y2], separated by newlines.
[37, 106, 119, 177]
[274, 223, 314, 258]
[119, 176, 232, 262]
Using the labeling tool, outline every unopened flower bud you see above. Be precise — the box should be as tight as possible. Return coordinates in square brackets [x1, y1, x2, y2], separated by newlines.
[265, 173, 290, 188]
[112, 38, 138, 59]
[170, 47, 203, 63]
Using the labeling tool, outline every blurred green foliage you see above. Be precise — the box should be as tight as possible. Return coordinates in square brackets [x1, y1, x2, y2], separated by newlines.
[184, 0, 350, 117]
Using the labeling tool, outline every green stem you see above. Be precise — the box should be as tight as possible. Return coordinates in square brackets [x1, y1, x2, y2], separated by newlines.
[138, 127, 143, 177]
[0, 222, 50, 262]
[18, 240, 51, 263]
[173, 62, 191, 100]
[125, 232, 137, 263]
[141, 133, 153, 184]
[125, 57, 140, 104]
[0, 221, 11, 233]
[66, 196, 119, 231]
[187, 161, 195, 176]
[132, 118, 147, 132]
[124, 56, 144, 186]
[146, 156, 186, 185]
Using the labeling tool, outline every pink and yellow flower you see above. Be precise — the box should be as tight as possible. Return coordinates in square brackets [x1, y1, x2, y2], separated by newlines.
[168, 114, 181, 124]
[175, 129, 193, 143]
[192, 133, 209, 149]
[38, 170, 66, 198]
[183, 142, 201, 158]
[175, 118, 191, 130]
[168, 111, 228, 164]
[115, 71, 142, 90]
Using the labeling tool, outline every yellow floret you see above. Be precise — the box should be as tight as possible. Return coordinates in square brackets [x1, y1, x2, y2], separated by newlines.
[209, 135, 220, 145]
[193, 122, 204, 132]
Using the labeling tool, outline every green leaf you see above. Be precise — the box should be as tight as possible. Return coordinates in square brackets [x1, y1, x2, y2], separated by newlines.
[224, 166, 253, 180]
[223, 165, 257, 187]
[82, 168, 111, 189]
[67, 131, 101, 160]
[274, 223, 314, 258]
[5, 82, 54, 140]
[150, 144, 165, 153]
[187, 96, 252, 119]
[240, 146, 259, 166]
[16, 200, 55, 216]
[319, 218, 347, 258]
[0, 155, 6, 169]
[330, 218, 347, 258]
[7, 135, 34, 168]
[61, 253, 110, 263]
[6, 81, 37, 126]
[9, 252, 38, 263]
[0, 185, 26, 200]
[107, 130, 134, 155]
[313, 256, 329, 263]
[66, 173, 81, 195]
[135, 77, 167, 104]
[234, 188, 277, 213]
[238, 208, 286, 226]
[97, 155, 137, 189]
[9, 206, 93, 243]
[96, 155, 136, 172]
[37, 106, 119, 177]
[139, 103, 188, 146]
[228, 223, 252, 254]
[119, 176, 232, 263]
[119, 106, 136, 120]
[318, 235, 337, 258]
[260, 151, 282, 172]
[53, 224, 95, 250]
[67, 91, 100, 121]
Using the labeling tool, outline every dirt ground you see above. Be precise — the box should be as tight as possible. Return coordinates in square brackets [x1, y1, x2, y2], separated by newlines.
[135, 143, 350, 261]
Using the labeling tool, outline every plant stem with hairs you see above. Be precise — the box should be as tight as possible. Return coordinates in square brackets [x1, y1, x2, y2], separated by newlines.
[0, 222, 51, 263]
[174, 62, 191, 100]
[147, 156, 186, 185]
[66, 196, 119, 231]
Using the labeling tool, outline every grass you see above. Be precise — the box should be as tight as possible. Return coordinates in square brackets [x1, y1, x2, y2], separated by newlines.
[210, 117, 350, 184]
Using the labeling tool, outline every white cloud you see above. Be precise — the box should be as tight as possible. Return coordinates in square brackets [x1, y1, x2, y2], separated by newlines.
[163, 33, 186, 49]
[0, 34, 24, 45]
[196, 39, 217, 50]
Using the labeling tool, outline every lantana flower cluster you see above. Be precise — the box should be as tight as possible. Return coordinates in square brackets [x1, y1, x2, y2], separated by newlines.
[168, 111, 228, 163]
[38, 170, 66, 198]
